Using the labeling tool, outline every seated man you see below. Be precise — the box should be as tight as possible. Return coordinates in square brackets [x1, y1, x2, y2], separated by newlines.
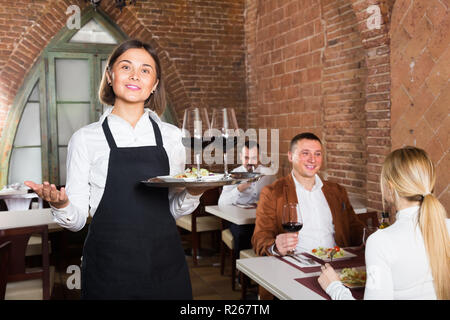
[252, 132, 364, 258]
[219, 140, 276, 258]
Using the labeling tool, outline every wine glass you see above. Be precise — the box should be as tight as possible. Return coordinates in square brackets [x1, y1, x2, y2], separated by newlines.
[181, 107, 210, 180]
[362, 226, 378, 247]
[282, 203, 303, 255]
[210, 108, 239, 178]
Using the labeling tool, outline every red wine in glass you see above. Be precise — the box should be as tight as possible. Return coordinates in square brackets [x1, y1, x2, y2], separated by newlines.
[282, 222, 303, 233]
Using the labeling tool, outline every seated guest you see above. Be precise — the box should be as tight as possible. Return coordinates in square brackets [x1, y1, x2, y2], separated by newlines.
[318, 146, 450, 300]
[219, 140, 276, 258]
[252, 132, 364, 257]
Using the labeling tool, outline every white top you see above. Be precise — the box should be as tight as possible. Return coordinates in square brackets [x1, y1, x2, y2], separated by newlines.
[326, 206, 450, 300]
[218, 165, 276, 207]
[50, 107, 201, 232]
[294, 173, 336, 253]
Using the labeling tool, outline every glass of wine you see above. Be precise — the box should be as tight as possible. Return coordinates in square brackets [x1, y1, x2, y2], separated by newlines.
[282, 203, 303, 255]
[210, 107, 239, 178]
[181, 107, 210, 180]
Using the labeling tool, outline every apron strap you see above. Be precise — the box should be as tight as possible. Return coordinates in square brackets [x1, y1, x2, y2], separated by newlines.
[101, 114, 163, 149]
[149, 115, 163, 147]
[102, 117, 117, 149]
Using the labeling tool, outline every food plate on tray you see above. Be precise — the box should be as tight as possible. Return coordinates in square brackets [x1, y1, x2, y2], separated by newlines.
[340, 267, 366, 288]
[142, 168, 263, 188]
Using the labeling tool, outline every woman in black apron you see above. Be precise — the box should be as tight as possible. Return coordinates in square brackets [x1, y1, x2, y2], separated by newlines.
[25, 39, 204, 299]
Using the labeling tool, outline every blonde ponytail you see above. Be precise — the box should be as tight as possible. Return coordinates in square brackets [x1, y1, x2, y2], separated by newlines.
[419, 193, 450, 300]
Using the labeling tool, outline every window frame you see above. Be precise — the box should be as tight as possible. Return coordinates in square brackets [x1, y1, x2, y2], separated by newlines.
[1, 7, 127, 186]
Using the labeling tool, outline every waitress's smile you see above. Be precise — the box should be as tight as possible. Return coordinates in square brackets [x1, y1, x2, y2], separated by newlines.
[125, 84, 141, 90]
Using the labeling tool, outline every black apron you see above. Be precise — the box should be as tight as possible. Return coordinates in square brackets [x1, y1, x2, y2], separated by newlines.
[81, 115, 192, 299]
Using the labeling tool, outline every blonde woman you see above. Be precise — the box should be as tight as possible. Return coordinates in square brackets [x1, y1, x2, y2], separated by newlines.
[318, 146, 450, 299]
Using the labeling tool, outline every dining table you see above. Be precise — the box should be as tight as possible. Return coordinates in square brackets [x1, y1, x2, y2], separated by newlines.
[0, 208, 63, 232]
[205, 204, 256, 225]
[236, 247, 366, 300]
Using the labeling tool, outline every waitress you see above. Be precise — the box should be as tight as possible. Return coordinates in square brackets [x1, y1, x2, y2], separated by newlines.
[25, 39, 205, 299]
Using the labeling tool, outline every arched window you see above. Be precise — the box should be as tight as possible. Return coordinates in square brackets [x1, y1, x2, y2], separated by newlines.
[4, 8, 175, 187]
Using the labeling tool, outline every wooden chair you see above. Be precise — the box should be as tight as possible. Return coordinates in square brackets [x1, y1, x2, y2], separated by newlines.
[0, 241, 11, 299]
[357, 211, 379, 228]
[220, 228, 237, 290]
[176, 187, 222, 265]
[0, 225, 54, 300]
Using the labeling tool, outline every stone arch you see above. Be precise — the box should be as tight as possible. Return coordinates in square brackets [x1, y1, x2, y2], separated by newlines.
[0, 0, 190, 130]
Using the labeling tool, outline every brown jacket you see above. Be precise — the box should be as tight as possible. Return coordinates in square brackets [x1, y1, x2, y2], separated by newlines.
[252, 174, 365, 256]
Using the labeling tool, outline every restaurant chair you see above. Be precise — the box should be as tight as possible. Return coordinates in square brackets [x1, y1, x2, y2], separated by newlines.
[0, 241, 11, 299]
[220, 228, 237, 290]
[239, 248, 257, 299]
[176, 187, 222, 266]
[357, 211, 379, 228]
[0, 225, 55, 300]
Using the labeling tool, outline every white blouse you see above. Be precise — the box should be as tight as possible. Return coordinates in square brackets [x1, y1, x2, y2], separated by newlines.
[50, 107, 201, 232]
[326, 205, 450, 300]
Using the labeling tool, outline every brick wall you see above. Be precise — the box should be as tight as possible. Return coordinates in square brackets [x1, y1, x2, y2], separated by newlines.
[245, 0, 389, 208]
[0, 0, 247, 138]
[390, 0, 449, 209]
[322, 0, 367, 197]
[245, 0, 326, 179]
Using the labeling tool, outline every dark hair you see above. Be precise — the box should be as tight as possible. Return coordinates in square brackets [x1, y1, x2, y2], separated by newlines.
[290, 132, 322, 151]
[98, 39, 166, 116]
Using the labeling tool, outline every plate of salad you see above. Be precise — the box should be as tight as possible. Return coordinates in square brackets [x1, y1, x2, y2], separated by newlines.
[310, 246, 357, 262]
[340, 267, 366, 288]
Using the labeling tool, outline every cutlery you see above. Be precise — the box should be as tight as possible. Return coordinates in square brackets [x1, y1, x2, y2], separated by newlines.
[330, 248, 337, 262]
[286, 254, 315, 266]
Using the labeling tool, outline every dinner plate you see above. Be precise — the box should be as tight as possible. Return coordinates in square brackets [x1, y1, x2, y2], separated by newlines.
[141, 172, 263, 188]
[157, 175, 197, 182]
[310, 248, 357, 262]
[233, 203, 257, 209]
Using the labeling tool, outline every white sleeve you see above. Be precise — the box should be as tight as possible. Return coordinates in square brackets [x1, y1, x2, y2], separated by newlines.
[165, 125, 201, 219]
[50, 129, 89, 232]
[363, 232, 394, 300]
[325, 281, 355, 300]
[218, 185, 241, 206]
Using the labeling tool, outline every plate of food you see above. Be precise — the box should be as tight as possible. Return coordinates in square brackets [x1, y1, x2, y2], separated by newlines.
[142, 167, 262, 188]
[339, 267, 366, 288]
[310, 246, 357, 262]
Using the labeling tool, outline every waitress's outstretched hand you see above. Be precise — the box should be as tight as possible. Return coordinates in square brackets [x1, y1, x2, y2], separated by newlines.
[24, 181, 69, 209]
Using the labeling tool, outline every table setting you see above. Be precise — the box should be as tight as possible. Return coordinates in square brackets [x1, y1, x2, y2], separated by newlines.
[142, 107, 266, 188]
[0, 183, 40, 211]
